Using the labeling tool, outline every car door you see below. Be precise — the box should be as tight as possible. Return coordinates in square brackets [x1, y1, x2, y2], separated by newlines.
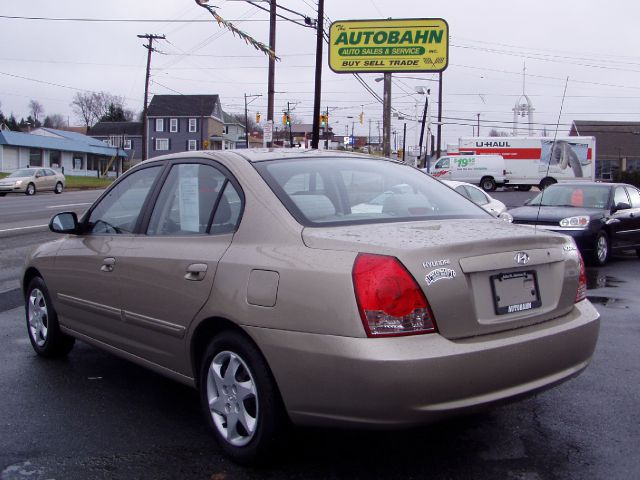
[609, 186, 635, 248]
[624, 186, 640, 245]
[51, 165, 163, 344]
[114, 161, 243, 370]
[34, 169, 49, 191]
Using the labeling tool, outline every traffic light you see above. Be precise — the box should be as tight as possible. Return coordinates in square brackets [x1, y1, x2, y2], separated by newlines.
[284, 113, 291, 126]
[282, 113, 287, 125]
[255, 112, 261, 123]
[359, 111, 364, 124]
[320, 114, 326, 127]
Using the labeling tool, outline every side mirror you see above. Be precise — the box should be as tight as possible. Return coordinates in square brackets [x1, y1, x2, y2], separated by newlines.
[49, 212, 79, 234]
[614, 202, 631, 212]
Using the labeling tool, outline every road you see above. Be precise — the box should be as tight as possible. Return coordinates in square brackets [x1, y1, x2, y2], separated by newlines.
[1, 189, 639, 479]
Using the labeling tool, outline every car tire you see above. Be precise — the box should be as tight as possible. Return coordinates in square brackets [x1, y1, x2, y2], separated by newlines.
[516, 185, 532, 192]
[590, 231, 610, 266]
[636, 248, 640, 259]
[54, 182, 63, 194]
[25, 183, 36, 196]
[0, 192, 6, 197]
[480, 177, 496, 192]
[539, 178, 556, 190]
[199, 331, 288, 464]
[26, 277, 75, 357]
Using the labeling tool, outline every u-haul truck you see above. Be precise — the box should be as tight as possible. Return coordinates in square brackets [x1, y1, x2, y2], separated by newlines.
[457, 136, 596, 190]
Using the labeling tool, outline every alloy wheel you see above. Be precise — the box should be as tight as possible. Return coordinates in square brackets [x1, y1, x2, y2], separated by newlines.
[206, 350, 259, 447]
[28, 288, 49, 347]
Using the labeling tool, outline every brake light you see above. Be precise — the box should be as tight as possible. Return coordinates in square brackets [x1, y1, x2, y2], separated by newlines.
[352, 253, 437, 337]
[575, 252, 587, 303]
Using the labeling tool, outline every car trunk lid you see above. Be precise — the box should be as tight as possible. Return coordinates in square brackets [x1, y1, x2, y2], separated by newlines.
[302, 219, 580, 339]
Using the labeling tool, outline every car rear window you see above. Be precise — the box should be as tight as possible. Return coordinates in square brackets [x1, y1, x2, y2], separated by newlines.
[254, 157, 489, 226]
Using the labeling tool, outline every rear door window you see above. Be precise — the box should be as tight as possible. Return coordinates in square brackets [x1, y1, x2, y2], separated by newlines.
[625, 187, 640, 208]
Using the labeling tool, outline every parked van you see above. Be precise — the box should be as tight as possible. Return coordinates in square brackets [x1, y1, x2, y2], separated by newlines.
[428, 154, 507, 191]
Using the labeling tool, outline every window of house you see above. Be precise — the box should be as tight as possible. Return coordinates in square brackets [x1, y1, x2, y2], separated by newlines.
[29, 148, 43, 167]
[156, 138, 169, 151]
[74, 156, 84, 170]
[170, 118, 178, 133]
[103, 138, 112, 146]
[124, 139, 132, 150]
[156, 118, 164, 132]
[187, 139, 198, 151]
[49, 150, 61, 168]
[189, 118, 197, 133]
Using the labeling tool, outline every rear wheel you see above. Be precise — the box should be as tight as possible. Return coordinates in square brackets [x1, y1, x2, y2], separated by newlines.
[54, 182, 63, 194]
[26, 277, 75, 357]
[539, 178, 556, 190]
[199, 331, 288, 464]
[590, 231, 609, 266]
[480, 177, 496, 192]
[0, 193, 6, 197]
[25, 183, 36, 196]
[516, 185, 532, 192]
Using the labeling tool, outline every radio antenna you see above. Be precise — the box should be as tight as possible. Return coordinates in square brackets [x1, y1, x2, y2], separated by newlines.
[534, 76, 569, 234]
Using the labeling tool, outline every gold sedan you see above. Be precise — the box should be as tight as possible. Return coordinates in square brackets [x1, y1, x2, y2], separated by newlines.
[0, 168, 65, 196]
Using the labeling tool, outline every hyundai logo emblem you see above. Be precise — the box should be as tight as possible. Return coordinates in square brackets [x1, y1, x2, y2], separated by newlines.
[515, 252, 530, 265]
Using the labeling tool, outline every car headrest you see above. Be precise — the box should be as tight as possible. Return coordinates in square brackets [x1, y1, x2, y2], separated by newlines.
[291, 194, 336, 221]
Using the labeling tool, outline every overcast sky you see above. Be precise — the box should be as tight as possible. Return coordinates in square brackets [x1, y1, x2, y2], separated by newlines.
[1, 0, 638, 149]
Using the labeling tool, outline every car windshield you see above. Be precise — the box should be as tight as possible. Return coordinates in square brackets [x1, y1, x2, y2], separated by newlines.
[528, 185, 611, 209]
[7, 169, 35, 178]
[254, 157, 490, 226]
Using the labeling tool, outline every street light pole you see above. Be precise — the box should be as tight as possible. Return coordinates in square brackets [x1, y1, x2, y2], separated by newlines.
[417, 88, 430, 169]
[244, 93, 262, 149]
[436, 71, 443, 159]
[311, 0, 324, 149]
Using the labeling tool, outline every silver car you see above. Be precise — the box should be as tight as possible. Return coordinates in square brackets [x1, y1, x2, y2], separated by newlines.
[443, 180, 512, 221]
[23, 150, 599, 463]
[0, 168, 65, 196]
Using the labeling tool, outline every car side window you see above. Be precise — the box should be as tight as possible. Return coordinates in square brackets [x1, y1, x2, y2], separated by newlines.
[87, 166, 161, 234]
[613, 187, 629, 207]
[465, 186, 489, 205]
[36, 169, 45, 178]
[454, 185, 471, 200]
[147, 163, 227, 235]
[625, 187, 640, 208]
[435, 158, 450, 169]
[210, 182, 242, 235]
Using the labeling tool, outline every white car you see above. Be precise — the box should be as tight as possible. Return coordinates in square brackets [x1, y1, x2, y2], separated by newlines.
[443, 180, 512, 221]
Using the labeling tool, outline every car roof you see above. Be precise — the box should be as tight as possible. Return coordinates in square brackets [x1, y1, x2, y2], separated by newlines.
[141, 148, 393, 166]
[547, 182, 627, 188]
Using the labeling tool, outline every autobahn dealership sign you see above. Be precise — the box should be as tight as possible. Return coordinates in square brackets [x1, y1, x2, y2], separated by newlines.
[329, 18, 449, 73]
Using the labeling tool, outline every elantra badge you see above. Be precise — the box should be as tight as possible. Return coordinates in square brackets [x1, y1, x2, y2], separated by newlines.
[515, 252, 530, 265]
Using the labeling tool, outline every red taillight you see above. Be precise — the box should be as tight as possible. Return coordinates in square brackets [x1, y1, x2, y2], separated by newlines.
[575, 252, 587, 303]
[352, 253, 437, 337]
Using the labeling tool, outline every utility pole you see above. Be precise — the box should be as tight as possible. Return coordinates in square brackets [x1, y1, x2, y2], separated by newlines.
[418, 89, 430, 168]
[244, 93, 262, 148]
[402, 123, 407, 163]
[436, 71, 443, 159]
[267, 0, 276, 147]
[325, 106, 330, 149]
[138, 33, 165, 161]
[311, 0, 325, 149]
[287, 101, 293, 147]
[477, 113, 480, 137]
[368, 119, 372, 154]
[383, 73, 392, 157]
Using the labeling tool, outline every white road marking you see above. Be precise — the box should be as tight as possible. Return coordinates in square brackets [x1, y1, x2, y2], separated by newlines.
[0, 224, 48, 233]
[46, 203, 92, 209]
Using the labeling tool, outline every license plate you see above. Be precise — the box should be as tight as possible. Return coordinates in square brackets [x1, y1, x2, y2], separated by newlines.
[490, 270, 541, 315]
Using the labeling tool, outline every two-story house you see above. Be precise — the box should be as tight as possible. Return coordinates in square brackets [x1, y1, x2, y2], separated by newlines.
[222, 111, 247, 149]
[89, 121, 143, 167]
[146, 95, 225, 159]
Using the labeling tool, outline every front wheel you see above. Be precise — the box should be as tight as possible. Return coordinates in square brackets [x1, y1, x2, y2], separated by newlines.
[590, 231, 610, 266]
[480, 177, 496, 192]
[200, 331, 288, 464]
[26, 277, 75, 357]
[54, 182, 63, 194]
[25, 183, 36, 196]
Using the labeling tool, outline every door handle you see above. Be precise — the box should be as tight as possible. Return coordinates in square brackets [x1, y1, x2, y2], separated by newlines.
[185, 263, 208, 281]
[101, 257, 116, 273]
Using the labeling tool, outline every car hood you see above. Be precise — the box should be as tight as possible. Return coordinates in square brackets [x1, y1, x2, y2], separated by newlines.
[302, 218, 578, 339]
[0, 175, 31, 182]
[509, 206, 606, 222]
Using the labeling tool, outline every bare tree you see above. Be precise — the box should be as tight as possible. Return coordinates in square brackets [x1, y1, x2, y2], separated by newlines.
[43, 114, 67, 129]
[71, 91, 128, 127]
[28, 99, 44, 124]
[488, 128, 510, 137]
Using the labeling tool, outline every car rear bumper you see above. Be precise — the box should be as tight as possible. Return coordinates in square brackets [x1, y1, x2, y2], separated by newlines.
[246, 300, 600, 427]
